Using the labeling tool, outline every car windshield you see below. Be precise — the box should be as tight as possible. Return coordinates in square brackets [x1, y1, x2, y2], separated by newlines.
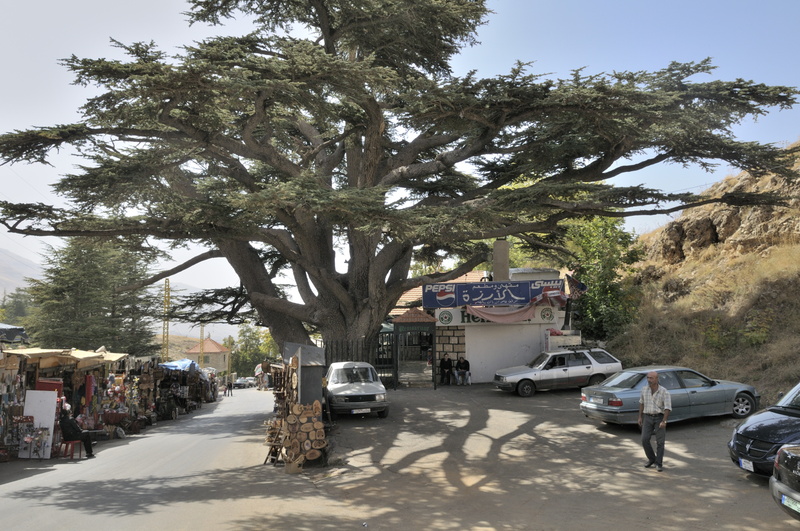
[330, 367, 377, 384]
[600, 371, 645, 389]
[527, 353, 549, 368]
[775, 382, 800, 409]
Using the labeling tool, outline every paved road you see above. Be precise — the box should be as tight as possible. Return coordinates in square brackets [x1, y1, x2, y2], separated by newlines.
[321, 385, 798, 530]
[0, 389, 295, 530]
[1, 385, 797, 530]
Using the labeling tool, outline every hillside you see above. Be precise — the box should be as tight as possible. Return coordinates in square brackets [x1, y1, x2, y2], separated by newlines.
[610, 153, 800, 405]
[155, 334, 206, 361]
[0, 249, 41, 293]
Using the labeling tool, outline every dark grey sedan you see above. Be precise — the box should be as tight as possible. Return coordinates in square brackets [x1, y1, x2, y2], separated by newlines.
[580, 366, 760, 425]
[771, 444, 800, 520]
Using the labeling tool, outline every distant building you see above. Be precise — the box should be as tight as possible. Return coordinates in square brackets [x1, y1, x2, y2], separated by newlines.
[185, 338, 230, 372]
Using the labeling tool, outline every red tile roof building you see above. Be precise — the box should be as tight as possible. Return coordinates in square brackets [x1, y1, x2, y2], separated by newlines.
[185, 337, 230, 371]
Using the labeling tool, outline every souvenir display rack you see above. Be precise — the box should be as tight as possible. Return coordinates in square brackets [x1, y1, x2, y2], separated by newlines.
[0, 360, 26, 460]
[264, 356, 327, 471]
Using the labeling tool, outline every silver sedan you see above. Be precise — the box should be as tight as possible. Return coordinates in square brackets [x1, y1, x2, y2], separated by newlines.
[580, 365, 760, 425]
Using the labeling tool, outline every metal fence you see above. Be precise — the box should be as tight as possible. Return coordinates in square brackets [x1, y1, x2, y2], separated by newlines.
[323, 333, 396, 388]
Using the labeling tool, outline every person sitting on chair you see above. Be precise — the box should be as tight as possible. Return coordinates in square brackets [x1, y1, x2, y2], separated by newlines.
[59, 404, 95, 459]
[439, 353, 454, 385]
[455, 356, 471, 385]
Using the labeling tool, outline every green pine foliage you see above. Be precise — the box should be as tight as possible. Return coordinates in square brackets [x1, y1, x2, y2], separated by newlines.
[0, 289, 32, 325]
[23, 238, 160, 355]
[0, 1, 797, 347]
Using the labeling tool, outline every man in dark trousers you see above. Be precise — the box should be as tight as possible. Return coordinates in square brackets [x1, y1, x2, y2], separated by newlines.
[638, 371, 671, 472]
[455, 356, 471, 385]
[439, 354, 454, 385]
[59, 405, 95, 458]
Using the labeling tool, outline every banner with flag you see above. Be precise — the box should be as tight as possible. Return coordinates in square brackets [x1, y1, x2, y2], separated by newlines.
[530, 286, 569, 307]
[566, 274, 588, 299]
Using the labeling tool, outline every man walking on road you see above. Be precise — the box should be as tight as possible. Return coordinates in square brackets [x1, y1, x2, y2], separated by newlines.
[638, 371, 671, 472]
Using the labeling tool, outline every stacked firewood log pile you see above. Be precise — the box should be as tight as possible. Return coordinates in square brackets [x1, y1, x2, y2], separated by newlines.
[264, 356, 327, 470]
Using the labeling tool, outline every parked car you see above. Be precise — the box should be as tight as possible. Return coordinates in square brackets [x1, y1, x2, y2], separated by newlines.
[233, 377, 249, 389]
[580, 366, 759, 425]
[493, 347, 622, 397]
[245, 377, 256, 388]
[770, 444, 800, 520]
[729, 380, 800, 476]
[324, 361, 389, 418]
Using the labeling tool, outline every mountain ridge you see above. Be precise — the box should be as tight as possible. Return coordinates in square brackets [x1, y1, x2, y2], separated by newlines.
[0, 248, 41, 293]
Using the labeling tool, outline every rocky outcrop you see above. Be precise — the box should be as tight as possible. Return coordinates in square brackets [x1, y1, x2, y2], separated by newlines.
[645, 170, 800, 264]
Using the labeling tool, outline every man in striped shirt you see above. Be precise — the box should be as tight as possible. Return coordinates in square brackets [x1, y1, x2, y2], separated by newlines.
[638, 371, 671, 472]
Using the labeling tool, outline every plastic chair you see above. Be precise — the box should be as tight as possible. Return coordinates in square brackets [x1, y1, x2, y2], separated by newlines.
[60, 440, 83, 460]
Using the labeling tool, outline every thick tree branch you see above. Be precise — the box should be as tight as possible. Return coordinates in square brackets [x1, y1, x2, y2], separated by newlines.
[116, 250, 223, 292]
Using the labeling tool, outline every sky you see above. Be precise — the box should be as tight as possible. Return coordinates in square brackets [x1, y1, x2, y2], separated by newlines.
[0, 0, 798, 330]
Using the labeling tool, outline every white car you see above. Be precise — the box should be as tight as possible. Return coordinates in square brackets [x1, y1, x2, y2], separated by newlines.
[494, 347, 622, 397]
[325, 361, 389, 418]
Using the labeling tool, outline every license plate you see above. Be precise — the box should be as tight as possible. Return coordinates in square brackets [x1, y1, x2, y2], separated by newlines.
[351, 408, 371, 414]
[589, 396, 603, 404]
[782, 494, 800, 514]
[738, 458, 754, 472]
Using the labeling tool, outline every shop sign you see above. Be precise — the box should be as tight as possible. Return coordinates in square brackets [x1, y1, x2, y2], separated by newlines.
[435, 306, 557, 326]
[423, 279, 564, 309]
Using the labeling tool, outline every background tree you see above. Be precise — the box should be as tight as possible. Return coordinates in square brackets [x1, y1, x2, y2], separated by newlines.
[0, 1, 796, 350]
[231, 321, 278, 375]
[0, 288, 31, 325]
[24, 238, 160, 354]
[565, 218, 643, 340]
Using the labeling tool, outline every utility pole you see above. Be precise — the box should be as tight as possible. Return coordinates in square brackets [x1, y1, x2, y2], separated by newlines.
[199, 324, 205, 368]
[162, 279, 170, 361]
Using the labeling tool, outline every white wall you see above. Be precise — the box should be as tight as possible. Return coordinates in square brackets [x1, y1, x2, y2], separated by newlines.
[464, 323, 545, 383]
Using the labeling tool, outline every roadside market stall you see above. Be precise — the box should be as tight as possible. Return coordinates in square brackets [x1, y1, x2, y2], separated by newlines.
[0, 349, 29, 461]
[202, 367, 219, 401]
[155, 359, 204, 420]
[0, 323, 29, 345]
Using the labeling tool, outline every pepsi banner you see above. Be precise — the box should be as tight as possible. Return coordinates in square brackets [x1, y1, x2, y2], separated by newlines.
[422, 279, 565, 309]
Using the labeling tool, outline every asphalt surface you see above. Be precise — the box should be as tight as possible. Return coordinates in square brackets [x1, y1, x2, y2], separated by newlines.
[320, 384, 799, 530]
[0, 385, 798, 530]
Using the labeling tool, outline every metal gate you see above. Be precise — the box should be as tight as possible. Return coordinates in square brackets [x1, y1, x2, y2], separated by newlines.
[324, 332, 397, 389]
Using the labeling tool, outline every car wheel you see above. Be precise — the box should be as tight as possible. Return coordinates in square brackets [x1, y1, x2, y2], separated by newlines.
[377, 408, 389, 419]
[732, 393, 756, 418]
[517, 380, 535, 397]
[587, 375, 605, 386]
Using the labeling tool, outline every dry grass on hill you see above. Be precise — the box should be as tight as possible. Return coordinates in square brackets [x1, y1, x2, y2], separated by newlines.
[609, 242, 800, 406]
[607, 149, 800, 406]
[154, 334, 203, 360]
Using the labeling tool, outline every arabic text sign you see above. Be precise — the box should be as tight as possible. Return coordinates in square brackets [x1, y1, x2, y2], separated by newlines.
[422, 279, 564, 308]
